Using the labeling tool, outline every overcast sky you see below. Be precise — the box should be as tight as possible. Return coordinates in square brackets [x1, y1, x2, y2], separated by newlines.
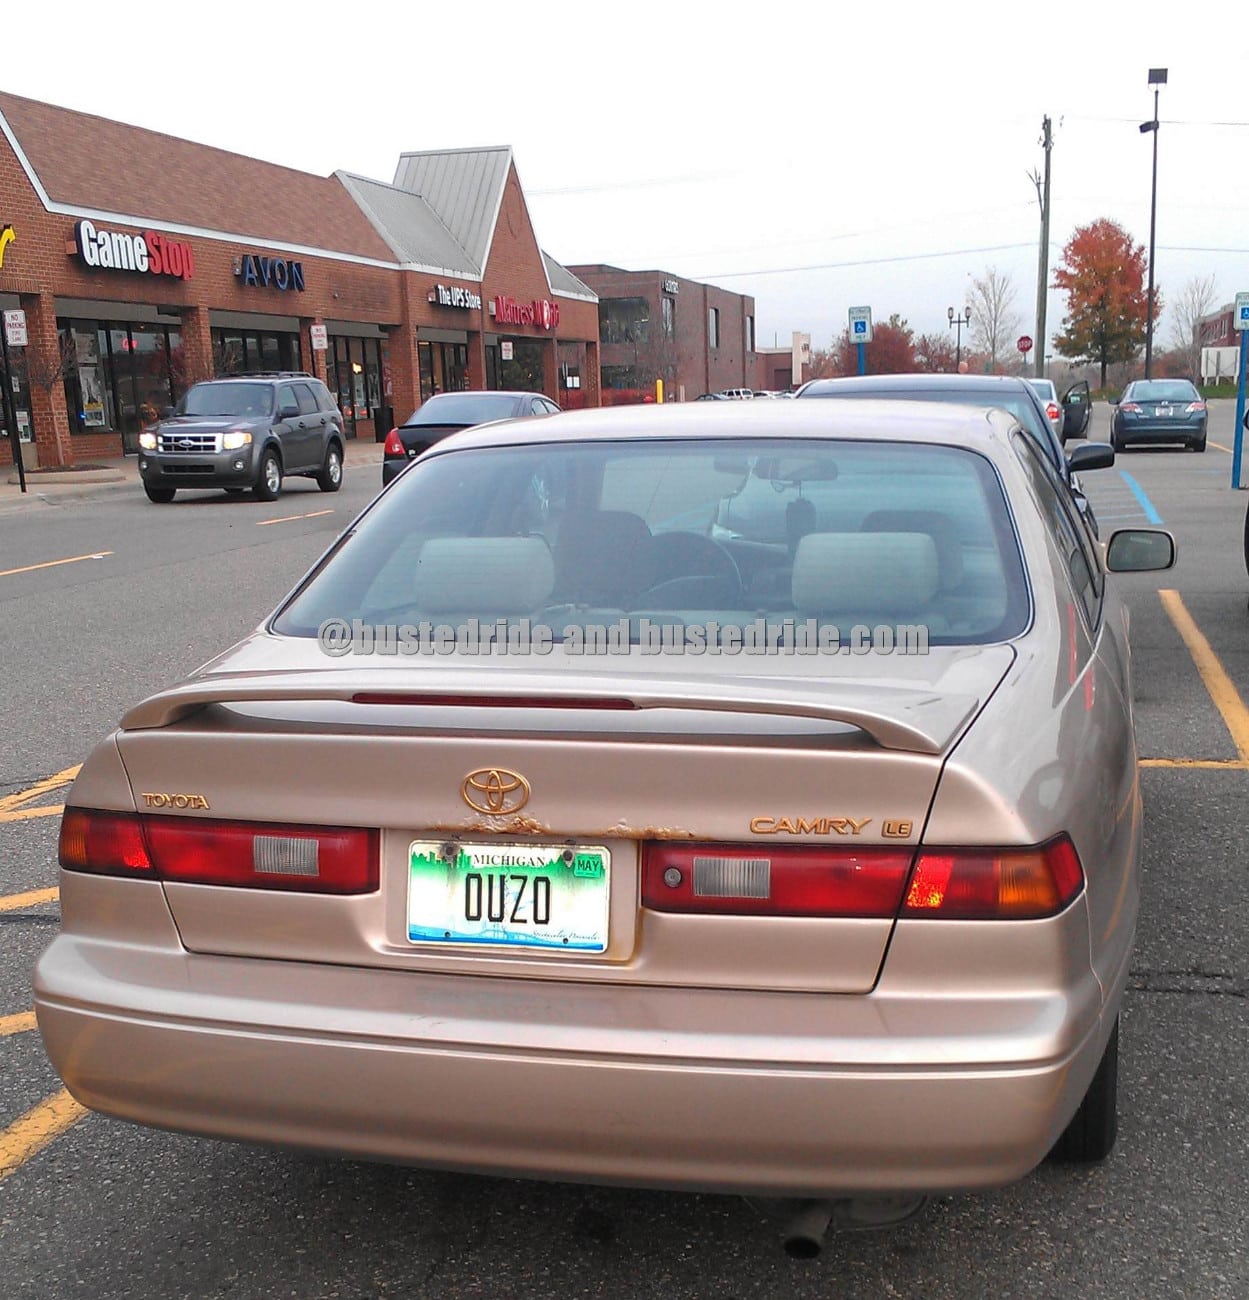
[5, 2, 1248, 360]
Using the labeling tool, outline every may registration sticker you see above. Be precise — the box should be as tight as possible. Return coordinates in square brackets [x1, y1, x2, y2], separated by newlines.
[407, 840, 610, 952]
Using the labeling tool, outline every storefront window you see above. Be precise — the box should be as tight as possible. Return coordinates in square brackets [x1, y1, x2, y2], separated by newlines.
[59, 319, 181, 442]
[599, 297, 649, 345]
[210, 328, 299, 376]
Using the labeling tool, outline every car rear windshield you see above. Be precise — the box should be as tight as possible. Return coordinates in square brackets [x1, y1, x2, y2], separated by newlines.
[404, 394, 517, 426]
[1129, 381, 1197, 402]
[180, 383, 272, 418]
[274, 438, 1028, 647]
[1027, 379, 1056, 399]
[803, 384, 1053, 446]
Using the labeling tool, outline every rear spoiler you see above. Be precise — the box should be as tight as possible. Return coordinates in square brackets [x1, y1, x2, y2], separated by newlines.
[119, 670, 979, 755]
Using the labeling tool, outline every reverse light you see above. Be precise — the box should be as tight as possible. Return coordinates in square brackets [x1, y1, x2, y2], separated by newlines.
[223, 429, 253, 450]
[383, 428, 404, 457]
[642, 843, 914, 917]
[59, 808, 379, 894]
[901, 837, 1084, 919]
[138, 431, 157, 450]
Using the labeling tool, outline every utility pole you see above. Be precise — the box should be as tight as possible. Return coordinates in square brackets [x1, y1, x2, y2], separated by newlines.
[1141, 68, 1167, 379]
[1031, 116, 1053, 380]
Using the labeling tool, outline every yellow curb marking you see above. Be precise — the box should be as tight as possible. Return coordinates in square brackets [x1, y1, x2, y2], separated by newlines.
[1209, 441, 1232, 455]
[0, 553, 112, 579]
[0, 1090, 88, 1183]
[0, 887, 59, 913]
[0, 1010, 38, 1037]
[256, 509, 335, 527]
[1160, 590, 1249, 763]
[0, 765, 80, 814]
[1139, 758, 1248, 769]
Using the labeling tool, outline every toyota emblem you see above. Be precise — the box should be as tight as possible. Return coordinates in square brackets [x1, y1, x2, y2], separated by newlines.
[461, 768, 531, 815]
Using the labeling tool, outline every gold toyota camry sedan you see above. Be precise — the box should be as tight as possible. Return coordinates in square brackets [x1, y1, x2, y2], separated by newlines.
[36, 401, 1173, 1214]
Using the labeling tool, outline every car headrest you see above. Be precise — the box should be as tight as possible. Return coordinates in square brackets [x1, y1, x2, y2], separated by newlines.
[861, 510, 964, 589]
[554, 510, 655, 606]
[791, 532, 940, 616]
[414, 537, 555, 614]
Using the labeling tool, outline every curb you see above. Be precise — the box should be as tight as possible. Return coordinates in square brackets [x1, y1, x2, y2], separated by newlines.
[5, 472, 127, 487]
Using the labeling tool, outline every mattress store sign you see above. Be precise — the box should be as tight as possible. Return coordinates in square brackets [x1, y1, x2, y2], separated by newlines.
[492, 295, 560, 330]
[73, 219, 194, 280]
[236, 253, 305, 292]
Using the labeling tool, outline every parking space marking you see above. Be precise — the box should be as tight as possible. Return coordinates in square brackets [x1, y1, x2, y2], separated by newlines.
[0, 803, 64, 825]
[0, 1010, 37, 1037]
[1160, 589, 1249, 763]
[1140, 758, 1247, 769]
[0, 887, 59, 913]
[1118, 472, 1163, 525]
[0, 765, 80, 815]
[0, 1089, 87, 1184]
[0, 552, 112, 580]
[1210, 440, 1233, 455]
[256, 509, 335, 527]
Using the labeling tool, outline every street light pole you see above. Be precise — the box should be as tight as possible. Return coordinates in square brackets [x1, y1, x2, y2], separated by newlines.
[1141, 67, 1167, 380]
[948, 305, 971, 371]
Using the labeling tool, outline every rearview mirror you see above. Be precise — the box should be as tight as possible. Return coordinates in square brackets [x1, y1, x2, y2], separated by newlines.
[1105, 528, 1176, 572]
[1067, 442, 1115, 472]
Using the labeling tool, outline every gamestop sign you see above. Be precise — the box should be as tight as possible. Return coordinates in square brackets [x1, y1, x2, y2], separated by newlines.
[73, 219, 195, 281]
[492, 295, 560, 330]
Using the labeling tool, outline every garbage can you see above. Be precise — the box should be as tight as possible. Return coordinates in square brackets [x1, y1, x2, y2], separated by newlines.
[373, 404, 394, 443]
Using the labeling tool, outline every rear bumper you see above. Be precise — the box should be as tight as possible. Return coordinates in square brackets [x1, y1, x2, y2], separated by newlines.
[1114, 420, 1206, 445]
[35, 912, 1115, 1197]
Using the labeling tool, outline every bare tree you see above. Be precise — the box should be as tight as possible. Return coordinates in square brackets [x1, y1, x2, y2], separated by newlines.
[1167, 274, 1217, 381]
[968, 267, 1022, 373]
[24, 331, 77, 398]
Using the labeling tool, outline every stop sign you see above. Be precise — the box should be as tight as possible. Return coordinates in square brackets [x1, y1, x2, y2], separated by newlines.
[1017, 335, 1033, 354]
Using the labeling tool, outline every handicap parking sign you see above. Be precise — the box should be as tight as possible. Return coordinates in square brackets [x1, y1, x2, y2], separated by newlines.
[1235, 291, 1249, 330]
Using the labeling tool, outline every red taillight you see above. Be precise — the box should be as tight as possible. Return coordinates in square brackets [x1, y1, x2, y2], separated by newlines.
[383, 428, 404, 456]
[642, 843, 914, 917]
[59, 808, 378, 894]
[1119, 402, 1142, 413]
[1185, 401, 1206, 413]
[59, 808, 152, 876]
[1046, 402, 1061, 422]
[901, 836, 1083, 919]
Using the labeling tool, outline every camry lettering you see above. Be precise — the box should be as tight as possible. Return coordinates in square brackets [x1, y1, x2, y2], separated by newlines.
[74, 219, 194, 280]
[141, 792, 211, 810]
[750, 816, 873, 836]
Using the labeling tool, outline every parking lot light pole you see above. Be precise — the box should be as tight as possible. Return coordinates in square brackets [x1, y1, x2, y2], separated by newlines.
[948, 306, 971, 371]
[1141, 67, 1167, 380]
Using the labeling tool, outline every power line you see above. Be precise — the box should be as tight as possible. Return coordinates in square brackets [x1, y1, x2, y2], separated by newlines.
[694, 242, 1038, 280]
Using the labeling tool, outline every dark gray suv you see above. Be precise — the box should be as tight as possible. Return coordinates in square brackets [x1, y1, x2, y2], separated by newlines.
[138, 373, 345, 503]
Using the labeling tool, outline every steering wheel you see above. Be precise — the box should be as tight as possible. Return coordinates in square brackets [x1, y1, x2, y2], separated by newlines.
[637, 532, 743, 608]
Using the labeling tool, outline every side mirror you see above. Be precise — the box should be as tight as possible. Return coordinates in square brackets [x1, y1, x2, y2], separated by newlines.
[1067, 442, 1115, 472]
[160, 406, 175, 420]
[279, 403, 299, 421]
[1105, 528, 1176, 573]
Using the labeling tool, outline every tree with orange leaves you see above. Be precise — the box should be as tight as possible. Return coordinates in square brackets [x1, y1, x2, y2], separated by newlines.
[1053, 219, 1160, 388]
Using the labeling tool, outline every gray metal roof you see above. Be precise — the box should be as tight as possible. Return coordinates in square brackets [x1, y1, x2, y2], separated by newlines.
[334, 172, 477, 277]
[392, 146, 512, 273]
[542, 253, 597, 302]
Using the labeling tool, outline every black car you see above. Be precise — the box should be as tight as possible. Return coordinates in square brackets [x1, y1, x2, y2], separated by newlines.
[794, 373, 1113, 536]
[1111, 379, 1207, 452]
[382, 391, 561, 485]
[138, 374, 345, 504]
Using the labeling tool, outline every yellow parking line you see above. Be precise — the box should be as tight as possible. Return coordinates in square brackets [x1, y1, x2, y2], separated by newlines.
[0, 765, 80, 814]
[0, 1089, 87, 1183]
[0, 887, 59, 913]
[0, 552, 112, 580]
[1139, 758, 1248, 769]
[1209, 441, 1233, 455]
[256, 509, 334, 527]
[0, 804, 64, 825]
[1160, 590, 1249, 763]
[0, 1010, 38, 1037]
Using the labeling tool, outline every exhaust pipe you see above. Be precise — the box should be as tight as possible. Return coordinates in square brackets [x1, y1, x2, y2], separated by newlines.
[780, 1199, 834, 1259]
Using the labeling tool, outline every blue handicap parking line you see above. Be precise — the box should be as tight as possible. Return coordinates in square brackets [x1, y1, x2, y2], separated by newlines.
[1117, 471, 1163, 525]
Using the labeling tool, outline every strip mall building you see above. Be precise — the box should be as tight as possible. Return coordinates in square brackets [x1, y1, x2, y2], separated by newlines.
[0, 92, 601, 469]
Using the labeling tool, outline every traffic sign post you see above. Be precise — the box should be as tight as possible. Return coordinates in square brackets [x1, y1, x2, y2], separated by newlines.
[1, 310, 28, 494]
[1017, 334, 1033, 358]
[1232, 291, 1249, 490]
[848, 307, 872, 377]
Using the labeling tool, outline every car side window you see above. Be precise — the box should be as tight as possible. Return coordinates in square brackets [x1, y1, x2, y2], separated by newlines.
[1012, 432, 1102, 628]
[313, 382, 337, 413]
[530, 398, 550, 416]
[294, 383, 319, 416]
[276, 385, 298, 418]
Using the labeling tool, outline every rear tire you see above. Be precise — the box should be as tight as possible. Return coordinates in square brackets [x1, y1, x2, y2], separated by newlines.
[144, 484, 175, 503]
[1190, 436, 1207, 453]
[316, 443, 343, 493]
[1111, 430, 1126, 453]
[253, 449, 282, 502]
[1050, 1016, 1119, 1163]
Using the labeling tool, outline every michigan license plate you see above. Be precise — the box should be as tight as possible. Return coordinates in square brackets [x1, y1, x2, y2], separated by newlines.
[407, 840, 610, 952]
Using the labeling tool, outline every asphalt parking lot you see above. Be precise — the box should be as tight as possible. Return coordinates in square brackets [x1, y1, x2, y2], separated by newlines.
[1, 408, 1247, 1299]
